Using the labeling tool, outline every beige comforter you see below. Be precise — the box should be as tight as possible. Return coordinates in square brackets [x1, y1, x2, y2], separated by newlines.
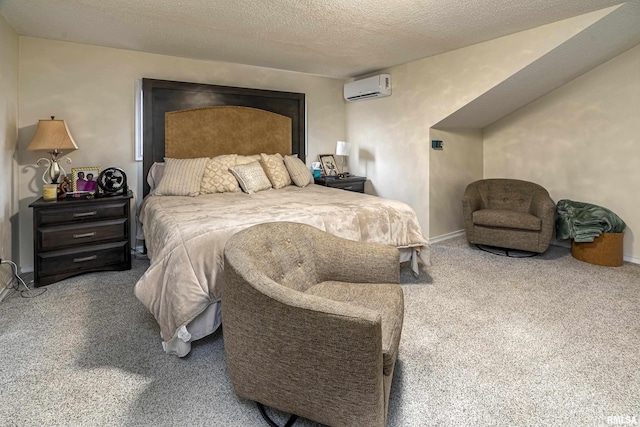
[134, 184, 429, 342]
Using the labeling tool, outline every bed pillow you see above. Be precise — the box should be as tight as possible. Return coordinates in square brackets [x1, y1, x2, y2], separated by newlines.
[201, 154, 241, 193]
[235, 154, 262, 165]
[153, 157, 208, 196]
[229, 161, 273, 194]
[260, 153, 292, 189]
[284, 155, 314, 187]
[147, 162, 165, 192]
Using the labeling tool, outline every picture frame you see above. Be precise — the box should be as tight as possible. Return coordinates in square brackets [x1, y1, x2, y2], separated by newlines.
[71, 166, 101, 193]
[318, 154, 339, 177]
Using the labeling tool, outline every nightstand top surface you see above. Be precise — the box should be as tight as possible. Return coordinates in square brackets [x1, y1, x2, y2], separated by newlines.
[30, 190, 133, 208]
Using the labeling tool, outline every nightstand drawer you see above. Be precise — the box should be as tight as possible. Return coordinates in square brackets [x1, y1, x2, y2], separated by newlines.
[38, 218, 128, 251]
[37, 241, 129, 276]
[314, 176, 366, 193]
[329, 180, 365, 193]
[37, 199, 129, 225]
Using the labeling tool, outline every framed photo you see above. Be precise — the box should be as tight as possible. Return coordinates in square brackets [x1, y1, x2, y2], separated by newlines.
[318, 154, 338, 177]
[71, 166, 101, 193]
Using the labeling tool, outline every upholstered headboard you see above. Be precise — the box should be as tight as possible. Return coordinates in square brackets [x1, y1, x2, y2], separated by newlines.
[165, 106, 292, 159]
[142, 78, 305, 197]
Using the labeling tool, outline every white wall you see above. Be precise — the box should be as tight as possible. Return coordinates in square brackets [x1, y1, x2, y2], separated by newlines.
[484, 44, 640, 260]
[17, 37, 347, 269]
[0, 14, 19, 288]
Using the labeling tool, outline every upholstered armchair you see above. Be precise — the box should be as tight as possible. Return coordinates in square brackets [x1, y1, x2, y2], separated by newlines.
[462, 179, 555, 253]
[222, 222, 404, 427]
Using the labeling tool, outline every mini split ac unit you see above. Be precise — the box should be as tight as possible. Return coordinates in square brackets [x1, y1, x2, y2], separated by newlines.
[344, 74, 391, 102]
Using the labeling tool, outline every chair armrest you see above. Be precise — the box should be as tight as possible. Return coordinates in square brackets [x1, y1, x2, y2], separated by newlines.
[313, 233, 400, 284]
[462, 184, 482, 237]
[531, 192, 555, 221]
[531, 192, 556, 244]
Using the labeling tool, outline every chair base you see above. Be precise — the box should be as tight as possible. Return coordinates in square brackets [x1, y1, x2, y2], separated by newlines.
[476, 244, 538, 258]
[257, 402, 299, 427]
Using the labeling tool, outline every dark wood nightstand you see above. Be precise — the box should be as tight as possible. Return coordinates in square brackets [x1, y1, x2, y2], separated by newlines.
[29, 191, 133, 287]
[314, 175, 366, 193]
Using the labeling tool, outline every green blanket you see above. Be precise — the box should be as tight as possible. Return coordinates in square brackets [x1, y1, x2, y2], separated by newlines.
[555, 199, 625, 242]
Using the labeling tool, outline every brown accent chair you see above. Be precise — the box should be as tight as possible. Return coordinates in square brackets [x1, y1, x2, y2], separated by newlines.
[222, 222, 403, 427]
[462, 179, 555, 253]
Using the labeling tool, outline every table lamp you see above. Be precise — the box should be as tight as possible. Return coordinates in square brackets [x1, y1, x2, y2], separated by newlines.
[27, 116, 78, 184]
[335, 140, 350, 178]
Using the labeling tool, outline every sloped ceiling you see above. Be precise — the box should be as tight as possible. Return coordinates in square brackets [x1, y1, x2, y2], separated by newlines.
[0, 0, 634, 78]
[434, 1, 640, 129]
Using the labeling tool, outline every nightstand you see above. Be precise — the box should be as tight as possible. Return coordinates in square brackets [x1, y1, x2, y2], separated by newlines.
[29, 191, 133, 287]
[314, 175, 366, 193]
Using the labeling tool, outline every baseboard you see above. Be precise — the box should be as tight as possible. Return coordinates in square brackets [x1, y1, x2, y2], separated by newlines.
[20, 266, 34, 274]
[429, 229, 465, 244]
[0, 286, 13, 303]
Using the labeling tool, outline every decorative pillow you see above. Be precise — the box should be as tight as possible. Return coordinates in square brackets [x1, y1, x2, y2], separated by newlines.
[283, 155, 313, 187]
[152, 157, 208, 196]
[260, 153, 292, 189]
[235, 154, 262, 165]
[147, 162, 165, 192]
[229, 161, 272, 194]
[201, 154, 241, 193]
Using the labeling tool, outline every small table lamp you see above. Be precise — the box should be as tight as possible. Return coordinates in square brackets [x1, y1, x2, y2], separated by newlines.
[27, 116, 78, 184]
[335, 140, 350, 178]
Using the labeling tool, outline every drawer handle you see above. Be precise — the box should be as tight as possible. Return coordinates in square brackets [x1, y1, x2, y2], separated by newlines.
[73, 211, 97, 218]
[73, 255, 97, 263]
[73, 232, 96, 239]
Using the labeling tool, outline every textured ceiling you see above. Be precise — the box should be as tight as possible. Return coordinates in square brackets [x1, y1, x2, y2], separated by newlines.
[0, 0, 634, 78]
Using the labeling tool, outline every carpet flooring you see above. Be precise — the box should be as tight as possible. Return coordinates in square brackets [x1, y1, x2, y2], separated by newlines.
[1, 237, 638, 426]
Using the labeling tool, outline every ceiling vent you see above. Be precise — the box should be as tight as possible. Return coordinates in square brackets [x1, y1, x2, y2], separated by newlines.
[344, 74, 391, 102]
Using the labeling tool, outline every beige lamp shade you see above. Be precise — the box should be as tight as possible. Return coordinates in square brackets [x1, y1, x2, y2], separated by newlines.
[27, 117, 78, 152]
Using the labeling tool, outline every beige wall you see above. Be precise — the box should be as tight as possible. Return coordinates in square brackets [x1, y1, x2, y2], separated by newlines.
[346, 12, 598, 238]
[17, 37, 347, 269]
[484, 44, 640, 261]
[0, 14, 19, 287]
[429, 128, 483, 239]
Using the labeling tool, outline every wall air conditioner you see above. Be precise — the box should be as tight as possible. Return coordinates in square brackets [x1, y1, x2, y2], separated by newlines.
[344, 74, 391, 102]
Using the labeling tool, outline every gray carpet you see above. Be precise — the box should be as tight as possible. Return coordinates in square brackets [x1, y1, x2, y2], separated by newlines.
[1, 237, 638, 426]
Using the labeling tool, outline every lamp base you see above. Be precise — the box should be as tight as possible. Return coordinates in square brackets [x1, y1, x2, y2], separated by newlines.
[36, 152, 72, 184]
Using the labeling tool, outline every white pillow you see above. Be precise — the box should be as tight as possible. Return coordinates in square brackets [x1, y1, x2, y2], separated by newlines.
[153, 157, 208, 196]
[284, 155, 313, 187]
[229, 161, 272, 194]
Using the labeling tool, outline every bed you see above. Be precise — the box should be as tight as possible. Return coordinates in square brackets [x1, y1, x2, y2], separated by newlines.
[134, 79, 429, 356]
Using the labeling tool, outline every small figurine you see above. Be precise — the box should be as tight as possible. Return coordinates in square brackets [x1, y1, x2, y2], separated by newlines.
[58, 176, 72, 199]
